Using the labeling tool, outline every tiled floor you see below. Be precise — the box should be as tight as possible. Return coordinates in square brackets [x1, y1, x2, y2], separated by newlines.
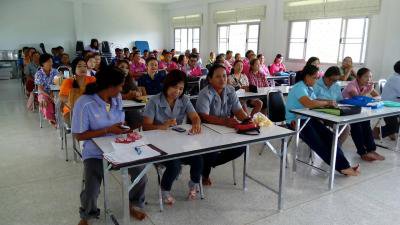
[1, 79, 400, 225]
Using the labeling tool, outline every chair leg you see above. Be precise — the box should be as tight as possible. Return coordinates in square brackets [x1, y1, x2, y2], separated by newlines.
[199, 176, 205, 199]
[64, 131, 68, 162]
[232, 160, 237, 185]
[60, 128, 64, 150]
[39, 108, 43, 128]
[156, 166, 164, 212]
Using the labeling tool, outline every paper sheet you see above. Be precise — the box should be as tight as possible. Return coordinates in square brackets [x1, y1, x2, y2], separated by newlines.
[203, 123, 236, 134]
[103, 141, 160, 165]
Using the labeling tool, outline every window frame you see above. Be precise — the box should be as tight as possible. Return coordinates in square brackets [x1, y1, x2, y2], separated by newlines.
[286, 17, 370, 65]
[174, 27, 201, 54]
[217, 22, 261, 55]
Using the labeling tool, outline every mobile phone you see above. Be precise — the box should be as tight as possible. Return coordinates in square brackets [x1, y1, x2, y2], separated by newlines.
[63, 70, 70, 78]
[172, 126, 186, 133]
[120, 125, 130, 130]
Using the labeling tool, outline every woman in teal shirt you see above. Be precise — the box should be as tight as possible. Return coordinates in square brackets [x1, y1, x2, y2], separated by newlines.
[286, 65, 359, 176]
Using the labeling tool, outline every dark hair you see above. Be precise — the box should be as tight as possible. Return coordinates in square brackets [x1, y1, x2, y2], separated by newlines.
[245, 50, 254, 58]
[250, 58, 259, 66]
[296, 65, 319, 83]
[177, 55, 185, 64]
[306, 57, 320, 67]
[215, 54, 225, 64]
[162, 70, 187, 98]
[357, 67, 370, 78]
[84, 54, 95, 62]
[226, 50, 233, 55]
[324, 66, 341, 78]
[145, 56, 158, 65]
[394, 61, 400, 74]
[84, 67, 125, 95]
[132, 51, 140, 58]
[257, 54, 264, 59]
[32, 52, 40, 57]
[233, 60, 243, 67]
[116, 59, 130, 68]
[189, 53, 198, 60]
[207, 64, 226, 79]
[115, 48, 122, 53]
[143, 49, 149, 53]
[39, 53, 53, 66]
[90, 39, 99, 49]
[276, 54, 282, 59]
[57, 46, 64, 50]
[132, 47, 138, 51]
[71, 58, 87, 88]
[123, 48, 129, 52]
[171, 49, 175, 52]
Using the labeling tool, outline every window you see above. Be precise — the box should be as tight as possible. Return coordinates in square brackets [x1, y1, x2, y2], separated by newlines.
[287, 17, 369, 64]
[217, 23, 260, 56]
[174, 28, 200, 54]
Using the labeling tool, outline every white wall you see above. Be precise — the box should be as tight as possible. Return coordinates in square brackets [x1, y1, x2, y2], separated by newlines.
[166, 0, 400, 79]
[0, 0, 76, 54]
[0, 0, 168, 56]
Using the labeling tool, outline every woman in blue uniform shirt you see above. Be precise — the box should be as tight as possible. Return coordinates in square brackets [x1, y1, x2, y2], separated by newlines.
[72, 67, 148, 225]
[286, 65, 360, 176]
[142, 69, 203, 205]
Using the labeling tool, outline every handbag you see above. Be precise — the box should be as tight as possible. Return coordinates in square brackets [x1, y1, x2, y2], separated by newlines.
[235, 118, 260, 135]
[313, 105, 361, 116]
[340, 96, 384, 109]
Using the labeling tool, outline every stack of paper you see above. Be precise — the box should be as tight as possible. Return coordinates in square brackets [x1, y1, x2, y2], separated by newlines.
[103, 141, 160, 165]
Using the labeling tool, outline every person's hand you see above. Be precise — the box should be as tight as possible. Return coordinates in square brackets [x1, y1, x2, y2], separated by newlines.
[326, 100, 337, 108]
[164, 119, 177, 127]
[190, 122, 201, 134]
[225, 117, 240, 128]
[107, 123, 129, 135]
[134, 91, 142, 98]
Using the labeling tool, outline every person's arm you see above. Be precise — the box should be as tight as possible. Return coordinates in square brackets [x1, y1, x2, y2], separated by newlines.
[198, 113, 238, 128]
[74, 123, 129, 141]
[142, 116, 177, 131]
[340, 67, 352, 81]
[299, 96, 334, 109]
[187, 112, 201, 134]
[370, 89, 380, 98]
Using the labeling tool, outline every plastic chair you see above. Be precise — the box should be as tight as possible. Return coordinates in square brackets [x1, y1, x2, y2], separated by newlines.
[378, 79, 387, 94]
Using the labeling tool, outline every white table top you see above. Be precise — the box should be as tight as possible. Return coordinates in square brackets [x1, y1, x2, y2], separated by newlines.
[93, 124, 294, 168]
[236, 86, 291, 99]
[266, 76, 290, 81]
[291, 106, 400, 125]
[122, 100, 146, 109]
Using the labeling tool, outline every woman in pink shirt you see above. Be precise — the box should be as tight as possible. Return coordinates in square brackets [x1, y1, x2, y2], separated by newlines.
[243, 50, 256, 75]
[306, 57, 324, 78]
[187, 54, 202, 77]
[257, 54, 270, 77]
[269, 54, 287, 75]
[342, 68, 384, 162]
[158, 52, 178, 73]
[130, 51, 146, 80]
[226, 50, 235, 66]
[177, 55, 189, 74]
[247, 58, 269, 88]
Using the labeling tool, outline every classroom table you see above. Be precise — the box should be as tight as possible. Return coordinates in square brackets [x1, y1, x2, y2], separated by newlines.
[93, 123, 294, 225]
[122, 87, 291, 110]
[50, 85, 60, 93]
[290, 106, 400, 190]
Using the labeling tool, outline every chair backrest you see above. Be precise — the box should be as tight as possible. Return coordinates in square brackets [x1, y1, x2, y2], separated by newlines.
[267, 90, 286, 123]
[101, 41, 111, 53]
[199, 76, 208, 90]
[201, 68, 208, 76]
[134, 41, 150, 54]
[76, 41, 84, 53]
[289, 72, 296, 86]
[378, 79, 387, 94]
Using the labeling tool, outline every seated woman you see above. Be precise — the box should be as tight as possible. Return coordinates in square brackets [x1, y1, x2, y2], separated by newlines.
[228, 60, 262, 117]
[72, 67, 147, 225]
[206, 51, 215, 69]
[177, 55, 189, 74]
[313, 66, 350, 146]
[187, 54, 203, 77]
[34, 53, 60, 126]
[269, 54, 287, 76]
[342, 68, 385, 161]
[286, 64, 360, 176]
[138, 57, 167, 95]
[215, 54, 232, 75]
[85, 54, 96, 76]
[116, 59, 146, 129]
[247, 58, 269, 87]
[306, 57, 324, 78]
[242, 50, 255, 75]
[130, 51, 147, 80]
[59, 58, 96, 124]
[93, 52, 106, 73]
[59, 53, 71, 71]
[379, 61, 400, 140]
[196, 64, 247, 185]
[257, 54, 271, 77]
[158, 51, 178, 73]
[142, 70, 203, 204]
[24, 51, 40, 96]
[339, 56, 357, 81]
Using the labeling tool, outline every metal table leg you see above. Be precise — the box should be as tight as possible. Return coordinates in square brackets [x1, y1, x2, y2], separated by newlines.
[102, 159, 112, 225]
[121, 168, 131, 225]
[243, 145, 249, 191]
[328, 124, 339, 190]
[278, 137, 288, 210]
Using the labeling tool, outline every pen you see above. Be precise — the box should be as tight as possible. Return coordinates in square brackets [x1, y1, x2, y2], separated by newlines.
[134, 146, 142, 155]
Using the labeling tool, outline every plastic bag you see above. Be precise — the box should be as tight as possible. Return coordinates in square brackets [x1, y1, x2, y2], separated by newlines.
[252, 112, 273, 127]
